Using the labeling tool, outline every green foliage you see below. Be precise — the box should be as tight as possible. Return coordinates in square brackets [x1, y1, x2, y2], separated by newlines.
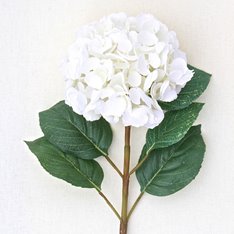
[25, 137, 104, 189]
[142, 103, 204, 158]
[159, 65, 211, 111]
[136, 126, 205, 196]
[39, 101, 113, 160]
[25, 64, 210, 216]
[136, 65, 211, 196]
[25, 101, 114, 189]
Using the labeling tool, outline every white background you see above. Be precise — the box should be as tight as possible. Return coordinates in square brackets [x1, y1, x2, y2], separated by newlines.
[1, 0, 234, 233]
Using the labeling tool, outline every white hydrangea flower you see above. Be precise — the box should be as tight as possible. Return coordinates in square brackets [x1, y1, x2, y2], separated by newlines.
[62, 13, 194, 129]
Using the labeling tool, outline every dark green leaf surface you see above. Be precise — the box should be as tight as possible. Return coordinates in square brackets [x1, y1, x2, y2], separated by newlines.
[143, 103, 204, 157]
[136, 125, 205, 196]
[25, 137, 104, 189]
[159, 65, 211, 111]
[39, 101, 112, 160]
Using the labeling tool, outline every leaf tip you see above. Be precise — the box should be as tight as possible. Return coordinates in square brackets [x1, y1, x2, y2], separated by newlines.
[207, 71, 212, 78]
[192, 124, 202, 134]
[24, 140, 31, 146]
[194, 102, 205, 110]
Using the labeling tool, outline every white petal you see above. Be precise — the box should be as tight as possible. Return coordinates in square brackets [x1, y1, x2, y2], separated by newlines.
[88, 38, 103, 54]
[173, 49, 187, 61]
[83, 110, 101, 121]
[88, 57, 101, 69]
[170, 68, 193, 86]
[90, 90, 101, 102]
[99, 87, 115, 98]
[140, 92, 153, 107]
[176, 86, 182, 94]
[102, 96, 127, 117]
[128, 71, 142, 87]
[129, 88, 141, 105]
[160, 82, 178, 102]
[169, 70, 183, 83]
[104, 52, 128, 62]
[110, 12, 127, 29]
[129, 87, 153, 107]
[117, 51, 137, 61]
[149, 53, 161, 68]
[155, 42, 165, 54]
[139, 45, 155, 53]
[150, 82, 162, 100]
[117, 38, 132, 53]
[65, 59, 80, 80]
[136, 14, 156, 32]
[169, 31, 179, 48]
[138, 31, 158, 46]
[161, 88, 177, 102]
[103, 115, 119, 124]
[98, 16, 113, 34]
[83, 100, 102, 121]
[88, 34, 112, 53]
[142, 18, 160, 33]
[145, 108, 164, 129]
[102, 37, 113, 52]
[102, 60, 114, 80]
[170, 58, 187, 73]
[129, 31, 138, 43]
[84, 71, 106, 89]
[157, 69, 166, 82]
[65, 79, 74, 89]
[84, 86, 94, 99]
[160, 47, 169, 66]
[144, 70, 158, 91]
[160, 80, 170, 98]
[114, 60, 130, 70]
[65, 87, 87, 114]
[123, 106, 148, 127]
[109, 72, 128, 94]
[180, 69, 194, 84]
[77, 81, 86, 91]
[157, 24, 169, 42]
[137, 55, 150, 76]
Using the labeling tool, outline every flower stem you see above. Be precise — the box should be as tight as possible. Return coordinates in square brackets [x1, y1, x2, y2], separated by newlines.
[105, 156, 123, 178]
[129, 154, 149, 176]
[127, 192, 144, 219]
[119, 126, 131, 234]
[97, 190, 121, 220]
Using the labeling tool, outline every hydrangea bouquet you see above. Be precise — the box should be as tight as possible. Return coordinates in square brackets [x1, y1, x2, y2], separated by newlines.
[25, 13, 211, 234]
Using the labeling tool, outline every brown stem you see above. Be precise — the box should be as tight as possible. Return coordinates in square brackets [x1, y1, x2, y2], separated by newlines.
[129, 154, 149, 176]
[119, 126, 131, 234]
[127, 192, 144, 219]
[105, 156, 123, 178]
[98, 190, 121, 220]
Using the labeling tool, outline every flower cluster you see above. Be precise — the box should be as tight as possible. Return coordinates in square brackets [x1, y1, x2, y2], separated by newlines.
[62, 13, 193, 128]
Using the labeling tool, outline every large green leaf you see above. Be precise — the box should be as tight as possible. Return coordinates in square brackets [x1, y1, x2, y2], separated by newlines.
[136, 125, 205, 196]
[159, 65, 211, 111]
[25, 137, 104, 189]
[142, 102, 204, 157]
[39, 101, 112, 160]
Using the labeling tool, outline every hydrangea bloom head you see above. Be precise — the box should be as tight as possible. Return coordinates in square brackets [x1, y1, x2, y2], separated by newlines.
[62, 13, 193, 128]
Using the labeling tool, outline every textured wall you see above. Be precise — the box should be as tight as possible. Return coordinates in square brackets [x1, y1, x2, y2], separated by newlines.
[1, 0, 234, 233]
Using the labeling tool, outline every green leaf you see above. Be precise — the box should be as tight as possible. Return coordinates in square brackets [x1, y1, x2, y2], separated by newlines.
[25, 137, 104, 189]
[136, 125, 205, 196]
[39, 101, 112, 160]
[142, 102, 204, 157]
[159, 65, 211, 111]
